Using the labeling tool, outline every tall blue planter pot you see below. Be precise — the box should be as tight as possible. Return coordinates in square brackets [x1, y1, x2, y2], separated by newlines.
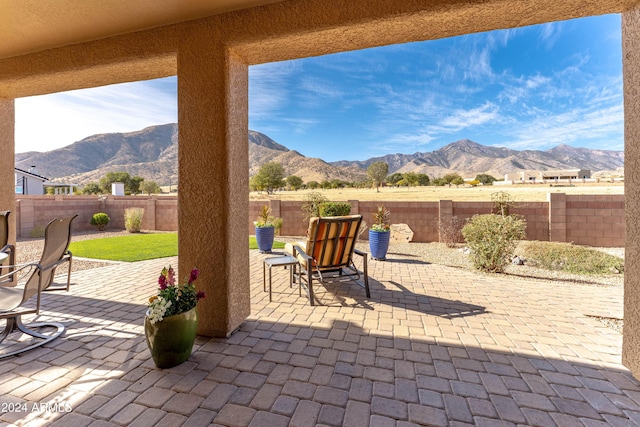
[369, 229, 390, 261]
[255, 226, 275, 253]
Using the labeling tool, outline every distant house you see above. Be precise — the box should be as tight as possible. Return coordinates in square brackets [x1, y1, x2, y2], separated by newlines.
[15, 166, 78, 195]
[15, 166, 47, 195]
[505, 169, 591, 182]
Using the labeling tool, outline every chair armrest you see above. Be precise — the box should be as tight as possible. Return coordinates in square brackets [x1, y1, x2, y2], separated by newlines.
[293, 244, 312, 262]
[354, 248, 367, 258]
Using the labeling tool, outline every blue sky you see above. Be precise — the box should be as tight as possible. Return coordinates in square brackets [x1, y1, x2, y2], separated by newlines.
[16, 14, 622, 162]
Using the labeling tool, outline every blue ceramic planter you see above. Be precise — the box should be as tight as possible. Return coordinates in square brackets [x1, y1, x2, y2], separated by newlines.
[369, 229, 390, 260]
[255, 226, 275, 253]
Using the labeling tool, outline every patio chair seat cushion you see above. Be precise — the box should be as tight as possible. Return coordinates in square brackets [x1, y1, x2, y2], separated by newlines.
[0, 286, 26, 312]
[284, 241, 307, 263]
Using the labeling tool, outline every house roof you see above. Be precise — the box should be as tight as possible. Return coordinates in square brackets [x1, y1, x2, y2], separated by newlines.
[14, 167, 49, 181]
[0, 0, 283, 60]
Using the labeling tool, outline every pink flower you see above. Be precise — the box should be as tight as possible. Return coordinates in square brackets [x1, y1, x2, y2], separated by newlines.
[158, 273, 167, 290]
[196, 291, 206, 300]
[167, 267, 176, 286]
[189, 268, 200, 284]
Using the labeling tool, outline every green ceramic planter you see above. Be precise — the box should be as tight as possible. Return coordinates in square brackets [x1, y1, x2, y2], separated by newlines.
[144, 307, 197, 369]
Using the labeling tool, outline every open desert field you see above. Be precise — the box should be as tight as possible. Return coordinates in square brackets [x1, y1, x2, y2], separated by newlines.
[250, 182, 625, 202]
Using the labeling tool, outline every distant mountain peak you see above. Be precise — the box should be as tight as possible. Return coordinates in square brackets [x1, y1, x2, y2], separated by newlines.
[15, 125, 624, 185]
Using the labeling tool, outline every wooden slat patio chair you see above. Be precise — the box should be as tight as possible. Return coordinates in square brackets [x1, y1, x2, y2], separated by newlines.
[286, 215, 370, 306]
[0, 215, 77, 359]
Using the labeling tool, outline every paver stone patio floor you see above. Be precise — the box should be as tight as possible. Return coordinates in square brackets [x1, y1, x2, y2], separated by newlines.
[0, 249, 636, 426]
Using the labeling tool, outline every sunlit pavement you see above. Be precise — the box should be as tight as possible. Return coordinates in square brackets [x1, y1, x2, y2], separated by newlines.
[0, 248, 635, 426]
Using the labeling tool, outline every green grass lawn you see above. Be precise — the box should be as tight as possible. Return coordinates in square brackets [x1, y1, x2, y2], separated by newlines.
[249, 236, 285, 251]
[69, 233, 285, 262]
[69, 233, 178, 262]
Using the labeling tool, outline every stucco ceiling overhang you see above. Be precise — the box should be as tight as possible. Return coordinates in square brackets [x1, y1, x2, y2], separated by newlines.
[0, 0, 283, 59]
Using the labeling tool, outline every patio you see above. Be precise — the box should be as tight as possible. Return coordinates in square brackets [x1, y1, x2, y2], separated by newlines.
[0, 249, 636, 426]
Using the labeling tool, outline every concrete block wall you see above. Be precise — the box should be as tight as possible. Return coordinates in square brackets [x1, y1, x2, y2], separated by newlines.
[14, 195, 178, 237]
[14, 194, 625, 247]
[565, 195, 625, 247]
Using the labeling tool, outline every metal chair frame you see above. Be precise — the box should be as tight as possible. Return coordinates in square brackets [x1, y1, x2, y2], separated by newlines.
[291, 215, 370, 306]
[0, 215, 76, 359]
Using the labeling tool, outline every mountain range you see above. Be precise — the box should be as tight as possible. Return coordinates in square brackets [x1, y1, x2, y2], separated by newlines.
[15, 123, 624, 185]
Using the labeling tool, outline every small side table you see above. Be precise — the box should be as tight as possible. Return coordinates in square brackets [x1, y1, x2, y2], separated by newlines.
[263, 255, 298, 302]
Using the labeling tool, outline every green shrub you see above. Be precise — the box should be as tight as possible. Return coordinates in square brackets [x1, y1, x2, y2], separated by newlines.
[90, 212, 110, 231]
[521, 241, 624, 275]
[461, 214, 526, 273]
[301, 192, 329, 221]
[319, 202, 352, 217]
[124, 208, 144, 233]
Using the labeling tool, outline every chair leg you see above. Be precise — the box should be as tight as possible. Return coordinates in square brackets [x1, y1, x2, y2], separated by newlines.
[0, 315, 65, 360]
[307, 263, 314, 306]
[360, 253, 371, 298]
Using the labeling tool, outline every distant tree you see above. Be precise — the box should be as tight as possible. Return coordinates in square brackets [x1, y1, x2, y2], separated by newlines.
[386, 172, 404, 186]
[331, 179, 346, 189]
[417, 173, 430, 186]
[475, 173, 497, 185]
[140, 180, 161, 195]
[249, 175, 261, 192]
[253, 162, 285, 194]
[129, 176, 144, 195]
[286, 175, 304, 190]
[443, 173, 462, 184]
[307, 181, 319, 189]
[402, 172, 419, 187]
[320, 180, 332, 189]
[83, 182, 102, 195]
[451, 176, 465, 187]
[431, 177, 447, 186]
[98, 172, 144, 195]
[367, 161, 389, 192]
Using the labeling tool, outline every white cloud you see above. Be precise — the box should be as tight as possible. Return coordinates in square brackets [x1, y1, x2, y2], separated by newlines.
[538, 22, 562, 49]
[439, 102, 500, 131]
[16, 78, 177, 153]
[506, 104, 623, 149]
[249, 61, 298, 123]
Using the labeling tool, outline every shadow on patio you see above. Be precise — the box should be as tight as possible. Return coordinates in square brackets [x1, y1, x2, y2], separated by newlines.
[0, 251, 637, 426]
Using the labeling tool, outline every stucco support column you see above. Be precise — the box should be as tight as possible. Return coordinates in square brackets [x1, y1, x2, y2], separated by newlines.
[0, 100, 16, 247]
[623, 7, 640, 378]
[178, 32, 250, 337]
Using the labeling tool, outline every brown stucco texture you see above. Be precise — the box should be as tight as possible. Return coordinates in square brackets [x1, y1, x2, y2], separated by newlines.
[623, 6, 640, 378]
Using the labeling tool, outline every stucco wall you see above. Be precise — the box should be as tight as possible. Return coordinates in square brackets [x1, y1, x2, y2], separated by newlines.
[623, 6, 640, 378]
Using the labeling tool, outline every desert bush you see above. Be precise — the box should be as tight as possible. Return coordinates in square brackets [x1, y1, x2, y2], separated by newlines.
[301, 192, 329, 221]
[125, 208, 144, 233]
[319, 202, 351, 217]
[438, 215, 463, 248]
[461, 214, 526, 272]
[492, 191, 516, 216]
[90, 212, 110, 231]
[29, 225, 45, 238]
[521, 241, 624, 275]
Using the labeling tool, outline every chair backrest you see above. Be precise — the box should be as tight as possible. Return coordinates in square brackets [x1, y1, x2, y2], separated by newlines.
[304, 215, 362, 270]
[0, 211, 8, 248]
[23, 215, 77, 301]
